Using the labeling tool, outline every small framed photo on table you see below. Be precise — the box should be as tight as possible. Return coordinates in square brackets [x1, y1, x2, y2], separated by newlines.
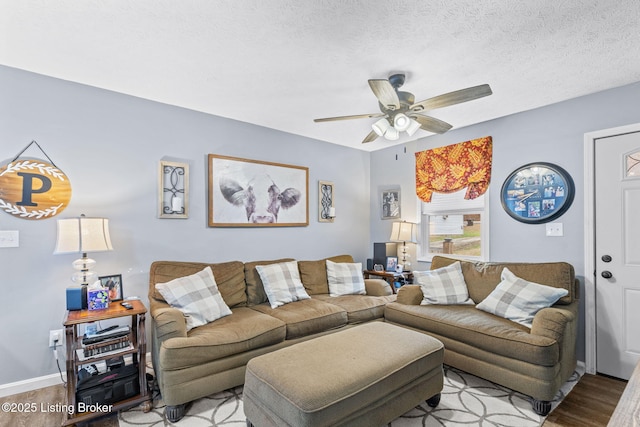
[99, 274, 123, 302]
[385, 257, 398, 272]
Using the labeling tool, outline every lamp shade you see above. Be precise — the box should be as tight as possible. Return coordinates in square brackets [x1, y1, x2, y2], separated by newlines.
[389, 221, 417, 243]
[54, 216, 113, 254]
[405, 118, 421, 136]
[383, 126, 400, 141]
[393, 113, 411, 131]
[372, 118, 391, 137]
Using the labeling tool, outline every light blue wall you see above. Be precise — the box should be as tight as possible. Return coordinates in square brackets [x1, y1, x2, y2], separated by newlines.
[2, 63, 640, 385]
[0, 65, 371, 385]
[370, 80, 640, 363]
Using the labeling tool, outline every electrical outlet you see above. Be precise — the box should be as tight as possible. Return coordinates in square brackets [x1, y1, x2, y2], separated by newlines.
[545, 222, 564, 237]
[49, 329, 63, 347]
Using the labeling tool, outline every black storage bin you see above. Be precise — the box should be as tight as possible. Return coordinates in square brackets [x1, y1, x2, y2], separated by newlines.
[76, 364, 139, 408]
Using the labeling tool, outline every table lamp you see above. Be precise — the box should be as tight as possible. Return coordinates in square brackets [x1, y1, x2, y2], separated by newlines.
[54, 214, 113, 295]
[389, 221, 417, 271]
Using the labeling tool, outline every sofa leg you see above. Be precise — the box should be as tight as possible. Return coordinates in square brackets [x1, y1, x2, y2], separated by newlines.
[532, 399, 551, 416]
[426, 393, 441, 408]
[166, 404, 186, 423]
[246, 420, 255, 427]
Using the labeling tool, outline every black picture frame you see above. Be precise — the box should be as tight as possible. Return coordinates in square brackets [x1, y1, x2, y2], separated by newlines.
[99, 274, 123, 302]
[500, 162, 575, 224]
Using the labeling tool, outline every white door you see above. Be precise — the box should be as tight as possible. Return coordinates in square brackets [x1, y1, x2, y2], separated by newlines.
[595, 130, 640, 380]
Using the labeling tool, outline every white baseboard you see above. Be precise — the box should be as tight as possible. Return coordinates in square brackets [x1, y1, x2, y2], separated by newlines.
[0, 372, 67, 398]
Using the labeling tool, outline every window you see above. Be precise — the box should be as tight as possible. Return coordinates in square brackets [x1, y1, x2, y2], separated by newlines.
[626, 150, 640, 177]
[419, 189, 489, 261]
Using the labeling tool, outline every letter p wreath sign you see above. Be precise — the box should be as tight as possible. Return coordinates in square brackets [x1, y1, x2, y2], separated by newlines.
[0, 159, 72, 220]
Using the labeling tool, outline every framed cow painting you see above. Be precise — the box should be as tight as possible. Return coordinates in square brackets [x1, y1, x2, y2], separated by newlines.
[208, 154, 309, 227]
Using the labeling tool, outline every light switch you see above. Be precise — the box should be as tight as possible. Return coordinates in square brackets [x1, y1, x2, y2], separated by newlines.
[545, 223, 563, 237]
[0, 230, 19, 247]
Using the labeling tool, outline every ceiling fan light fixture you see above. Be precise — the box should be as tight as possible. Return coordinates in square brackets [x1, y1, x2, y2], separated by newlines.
[405, 118, 421, 136]
[372, 117, 390, 136]
[393, 113, 411, 131]
[384, 126, 400, 141]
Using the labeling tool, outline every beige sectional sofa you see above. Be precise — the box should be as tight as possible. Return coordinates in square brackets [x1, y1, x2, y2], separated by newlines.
[149, 254, 578, 421]
[385, 256, 579, 416]
[148, 255, 394, 422]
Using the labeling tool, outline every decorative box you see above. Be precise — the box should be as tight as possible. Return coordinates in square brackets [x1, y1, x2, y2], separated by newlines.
[87, 288, 110, 310]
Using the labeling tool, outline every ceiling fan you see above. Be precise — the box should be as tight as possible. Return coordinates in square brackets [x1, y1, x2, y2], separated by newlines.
[314, 74, 492, 143]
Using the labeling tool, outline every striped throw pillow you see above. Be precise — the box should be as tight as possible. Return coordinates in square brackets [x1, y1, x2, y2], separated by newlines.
[256, 261, 310, 309]
[155, 266, 232, 331]
[326, 260, 366, 296]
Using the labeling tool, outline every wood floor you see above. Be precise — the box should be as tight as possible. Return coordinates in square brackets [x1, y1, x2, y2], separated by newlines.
[0, 372, 628, 426]
[0, 383, 117, 427]
[544, 373, 627, 426]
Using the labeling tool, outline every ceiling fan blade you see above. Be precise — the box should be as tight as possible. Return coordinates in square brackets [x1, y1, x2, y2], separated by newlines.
[410, 114, 453, 134]
[361, 130, 379, 144]
[368, 79, 400, 110]
[410, 84, 492, 112]
[314, 112, 385, 122]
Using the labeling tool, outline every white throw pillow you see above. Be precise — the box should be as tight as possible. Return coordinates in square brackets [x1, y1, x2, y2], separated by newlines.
[414, 261, 473, 305]
[326, 260, 366, 296]
[155, 266, 232, 331]
[256, 261, 310, 309]
[476, 267, 569, 328]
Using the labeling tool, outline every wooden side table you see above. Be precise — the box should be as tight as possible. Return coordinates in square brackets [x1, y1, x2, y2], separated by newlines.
[62, 299, 152, 426]
[363, 270, 413, 294]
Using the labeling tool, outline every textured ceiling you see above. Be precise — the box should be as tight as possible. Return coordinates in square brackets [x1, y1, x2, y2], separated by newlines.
[2, 1, 640, 151]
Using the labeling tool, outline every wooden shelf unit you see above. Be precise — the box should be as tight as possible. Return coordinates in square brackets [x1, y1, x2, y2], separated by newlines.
[62, 299, 152, 426]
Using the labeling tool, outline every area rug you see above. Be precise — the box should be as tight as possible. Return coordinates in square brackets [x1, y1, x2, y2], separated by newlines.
[119, 364, 583, 427]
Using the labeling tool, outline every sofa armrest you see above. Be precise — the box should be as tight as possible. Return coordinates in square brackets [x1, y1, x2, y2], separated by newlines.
[364, 279, 392, 296]
[151, 305, 188, 342]
[530, 305, 576, 342]
[395, 285, 423, 305]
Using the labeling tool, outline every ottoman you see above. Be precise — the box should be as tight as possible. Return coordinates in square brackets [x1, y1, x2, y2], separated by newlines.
[244, 322, 444, 427]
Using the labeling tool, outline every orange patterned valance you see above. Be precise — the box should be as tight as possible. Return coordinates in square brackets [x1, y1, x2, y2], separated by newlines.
[415, 136, 492, 202]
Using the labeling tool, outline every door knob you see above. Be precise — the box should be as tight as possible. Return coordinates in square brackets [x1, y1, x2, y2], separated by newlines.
[601, 271, 613, 279]
[601, 255, 612, 263]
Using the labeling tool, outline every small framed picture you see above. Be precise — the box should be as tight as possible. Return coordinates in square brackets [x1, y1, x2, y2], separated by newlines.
[159, 160, 189, 219]
[87, 288, 109, 311]
[386, 257, 398, 272]
[381, 188, 401, 220]
[99, 274, 123, 302]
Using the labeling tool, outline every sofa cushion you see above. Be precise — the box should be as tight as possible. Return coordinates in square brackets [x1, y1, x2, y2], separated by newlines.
[298, 255, 355, 295]
[476, 268, 569, 328]
[326, 260, 366, 296]
[256, 261, 310, 309]
[313, 294, 396, 324]
[250, 299, 348, 339]
[430, 256, 576, 305]
[158, 307, 287, 370]
[384, 302, 559, 366]
[245, 258, 295, 306]
[155, 266, 233, 331]
[150, 260, 247, 308]
[414, 261, 473, 305]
